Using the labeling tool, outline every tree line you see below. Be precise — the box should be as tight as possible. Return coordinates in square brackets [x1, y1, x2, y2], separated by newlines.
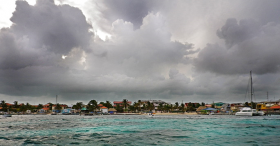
[1, 99, 206, 113]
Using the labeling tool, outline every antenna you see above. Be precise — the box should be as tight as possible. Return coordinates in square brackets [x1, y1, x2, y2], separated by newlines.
[267, 92, 268, 101]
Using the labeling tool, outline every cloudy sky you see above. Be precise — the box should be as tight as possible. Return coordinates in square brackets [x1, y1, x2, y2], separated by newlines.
[0, 0, 280, 105]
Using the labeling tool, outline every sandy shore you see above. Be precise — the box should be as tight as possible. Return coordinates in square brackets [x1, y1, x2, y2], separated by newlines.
[150, 112, 197, 115]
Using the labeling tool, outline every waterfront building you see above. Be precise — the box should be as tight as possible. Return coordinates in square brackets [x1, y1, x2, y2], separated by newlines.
[214, 102, 225, 109]
[113, 101, 132, 107]
[221, 103, 231, 112]
[196, 106, 207, 114]
[205, 104, 212, 108]
[270, 105, 280, 112]
[108, 108, 117, 114]
[62, 108, 72, 114]
[185, 102, 199, 108]
[140, 100, 168, 112]
[100, 106, 108, 113]
[42, 104, 51, 113]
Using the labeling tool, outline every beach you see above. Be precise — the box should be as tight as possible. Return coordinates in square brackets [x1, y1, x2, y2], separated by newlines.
[152, 112, 197, 115]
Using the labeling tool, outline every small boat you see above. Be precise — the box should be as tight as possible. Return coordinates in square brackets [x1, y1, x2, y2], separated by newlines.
[147, 113, 155, 117]
[2, 114, 12, 117]
[2, 109, 12, 117]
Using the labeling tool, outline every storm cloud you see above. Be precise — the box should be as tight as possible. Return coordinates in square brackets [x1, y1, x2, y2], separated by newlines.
[1, 0, 280, 104]
[195, 18, 280, 75]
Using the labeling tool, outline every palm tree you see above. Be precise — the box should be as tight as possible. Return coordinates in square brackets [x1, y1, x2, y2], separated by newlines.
[180, 103, 185, 112]
[138, 100, 142, 112]
[38, 104, 43, 109]
[75, 102, 83, 110]
[158, 103, 163, 113]
[170, 104, 174, 112]
[116, 104, 123, 112]
[147, 101, 154, 112]
[129, 103, 136, 112]
[105, 101, 113, 108]
[48, 103, 53, 110]
[55, 103, 62, 112]
[26, 103, 31, 110]
[122, 99, 129, 112]
[14, 101, 19, 108]
[132, 102, 139, 112]
[19, 103, 26, 113]
[1, 100, 7, 112]
[88, 100, 98, 112]
[142, 104, 147, 111]
[175, 102, 179, 110]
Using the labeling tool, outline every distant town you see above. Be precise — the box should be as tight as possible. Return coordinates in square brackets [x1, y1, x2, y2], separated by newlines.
[1, 99, 280, 115]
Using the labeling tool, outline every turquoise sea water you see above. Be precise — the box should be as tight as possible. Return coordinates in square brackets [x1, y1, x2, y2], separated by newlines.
[0, 115, 280, 146]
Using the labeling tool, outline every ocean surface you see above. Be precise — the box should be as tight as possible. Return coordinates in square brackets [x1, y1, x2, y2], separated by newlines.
[0, 114, 280, 146]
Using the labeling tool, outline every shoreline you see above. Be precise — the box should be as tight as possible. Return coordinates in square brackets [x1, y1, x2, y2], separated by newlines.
[149, 112, 197, 115]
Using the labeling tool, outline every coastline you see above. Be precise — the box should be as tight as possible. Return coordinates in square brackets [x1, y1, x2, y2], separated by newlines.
[151, 112, 197, 115]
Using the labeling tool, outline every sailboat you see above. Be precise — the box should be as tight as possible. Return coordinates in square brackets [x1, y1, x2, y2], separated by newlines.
[235, 71, 264, 116]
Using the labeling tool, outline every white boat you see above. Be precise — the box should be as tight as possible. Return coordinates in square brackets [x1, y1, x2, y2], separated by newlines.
[2, 114, 12, 117]
[235, 71, 264, 116]
[235, 107, 264, 116]
[147, 113, 155, 117]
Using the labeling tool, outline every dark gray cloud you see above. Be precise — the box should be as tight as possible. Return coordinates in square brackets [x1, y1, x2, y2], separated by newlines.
[195, 18, 280, 75]
[0, 1, 197, 103]
[10, 0, 92, 54]
[0, 0, 93, 97]
[216, 18, 261, 48]
[101, 0, 157, 29]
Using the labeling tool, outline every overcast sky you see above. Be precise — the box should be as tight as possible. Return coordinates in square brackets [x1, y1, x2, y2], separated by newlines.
[1, 0, 280, 105]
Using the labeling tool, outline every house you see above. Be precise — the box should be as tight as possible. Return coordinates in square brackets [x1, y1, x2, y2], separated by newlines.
[230, 103, 245, 112]
[270, 105, 280, 112]
[108, 108, 117, 114]
[205, 104, 212, 108]
[40, 107, 50, 113]
[140, 100, 168, 111]
[41, 104, 51, 113]
[52, 104, 68, 110]
[62, 108, 72, 115]
[196, 106, 207, 114]
[113, 101, 132, 107]
[214, 102, 224, 109]
[185, 102, 200, 108]
[221, 103, 231, 112]
[100, 106, 108, 113]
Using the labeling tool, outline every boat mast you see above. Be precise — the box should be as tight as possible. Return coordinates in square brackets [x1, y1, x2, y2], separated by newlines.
[250, 71, 253, 109]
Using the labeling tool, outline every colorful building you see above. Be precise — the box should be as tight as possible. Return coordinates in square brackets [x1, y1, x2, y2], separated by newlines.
[100, 106, 108, 113]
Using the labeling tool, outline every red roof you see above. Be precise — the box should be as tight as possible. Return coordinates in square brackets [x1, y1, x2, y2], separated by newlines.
[6, 103, 13, 106]
[98, 104, 103, 107]
[100, 106, 108, 109]
[113, 101, 132, 104]
[270, 105, 280, 109]
[42, 107, 49, 110]
[185, 103, 199, 106]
